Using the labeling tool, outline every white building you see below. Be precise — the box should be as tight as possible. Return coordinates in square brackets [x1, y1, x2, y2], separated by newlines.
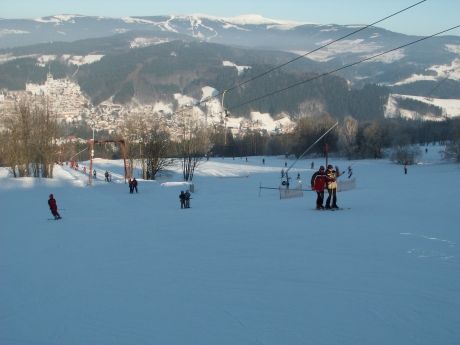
[26, 73, 89, 123]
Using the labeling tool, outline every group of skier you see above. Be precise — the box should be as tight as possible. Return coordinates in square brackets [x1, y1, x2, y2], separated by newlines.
[128, 177, 138, 193]
[310, 164, 339, 210]
[47, 159, 351, 219]
[179, 190, 191, 209]
[104, 170, 112, 182]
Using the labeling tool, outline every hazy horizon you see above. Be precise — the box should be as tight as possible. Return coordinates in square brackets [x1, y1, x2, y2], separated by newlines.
[1, 0, 459, 37]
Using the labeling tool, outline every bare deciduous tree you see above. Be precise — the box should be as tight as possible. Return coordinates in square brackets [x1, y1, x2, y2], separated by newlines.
[178, 111, 211, 181]
[390, 145, 421, 164]
[361, 121, 386, 159]
[1, 97, 58, 178]
[338, 116, 359, 159]
[118, 112, 173, 179]
[143, 118, 173, 179]
[117, 113, 146, 177]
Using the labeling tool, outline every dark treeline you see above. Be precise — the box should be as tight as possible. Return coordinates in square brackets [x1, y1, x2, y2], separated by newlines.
[220, 70, 390, 121]
[50, 113, 460, 166]
[210, 116, 460, 161]
[396, 97, 443, 116]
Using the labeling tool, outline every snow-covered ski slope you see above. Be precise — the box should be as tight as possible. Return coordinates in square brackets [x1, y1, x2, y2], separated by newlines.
[1, 146, 459, 345]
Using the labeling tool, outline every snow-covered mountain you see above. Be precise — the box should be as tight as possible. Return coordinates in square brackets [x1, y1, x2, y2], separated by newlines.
[0, 14, 323, 49]
[1, 14, 460, 123]
[0, 13, 452, 57]
[1, 13, 459, 86]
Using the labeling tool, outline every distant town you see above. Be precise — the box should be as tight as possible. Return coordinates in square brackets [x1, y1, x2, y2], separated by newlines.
[0, 73, 293, 140]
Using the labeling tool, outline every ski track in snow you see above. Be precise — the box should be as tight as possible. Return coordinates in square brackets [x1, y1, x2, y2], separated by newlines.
[400, 232, 456, 246]
[400, 232, 456, 261]
[406, 248, 455, 261]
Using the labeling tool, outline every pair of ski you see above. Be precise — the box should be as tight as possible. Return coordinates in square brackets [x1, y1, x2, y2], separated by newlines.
[314, 207, 349, 211]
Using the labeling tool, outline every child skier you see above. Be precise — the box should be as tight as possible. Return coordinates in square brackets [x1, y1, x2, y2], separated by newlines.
[48, 194, 62, 220]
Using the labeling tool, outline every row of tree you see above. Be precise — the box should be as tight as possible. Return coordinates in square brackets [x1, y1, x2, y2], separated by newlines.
[1, 97, 459, 181]
[117, 110, 211, 181]
[209, 115, 460, 162]
[112, 110, 460, 177]
[0, 97, 58, 177]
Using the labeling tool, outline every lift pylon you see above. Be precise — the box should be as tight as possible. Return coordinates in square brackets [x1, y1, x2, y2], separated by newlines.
[87, 139, 129, 185]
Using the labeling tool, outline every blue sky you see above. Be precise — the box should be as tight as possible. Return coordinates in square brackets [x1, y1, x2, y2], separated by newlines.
[2, 0, 459, 36]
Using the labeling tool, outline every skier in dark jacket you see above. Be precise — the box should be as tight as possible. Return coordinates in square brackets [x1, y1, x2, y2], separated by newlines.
[128, 178, 133, 193]
[311, 166, 326, 209]
[184, 190, 191, 208]
[179, 191, 186, 209]
[48, 194, 62, 220]
[132, 178, 138, 193]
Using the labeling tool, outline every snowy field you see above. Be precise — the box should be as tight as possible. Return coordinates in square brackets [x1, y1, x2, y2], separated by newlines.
[1, 146, 459, 345]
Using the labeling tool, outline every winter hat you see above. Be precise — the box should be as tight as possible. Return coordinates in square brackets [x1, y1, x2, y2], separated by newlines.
[49, 194, 53, 198]
[320, 165, 325, 170]
[327, 164, 333, 169]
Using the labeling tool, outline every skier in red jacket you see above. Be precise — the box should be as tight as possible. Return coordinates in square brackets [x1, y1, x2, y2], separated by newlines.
[311, 165, 326, 209]
[48, 194, 62, 220]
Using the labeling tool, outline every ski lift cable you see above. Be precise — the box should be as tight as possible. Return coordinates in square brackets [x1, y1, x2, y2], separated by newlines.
[226, 24, 460, 114]
[224, 0, 428, 93]
[170, 0, 427, 117]
[69, 147, 88, 161]
[286, 122, 339, 174]
[425, 72, 452, 99]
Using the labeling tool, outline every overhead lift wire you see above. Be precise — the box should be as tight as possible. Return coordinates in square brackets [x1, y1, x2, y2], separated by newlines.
[174, 0, 428, 115]
[255, 23, 459, 188]
[425, 73, 452, 99]
[223, 0, 428, 94]
[225, 24, 460, 114]
[286, 122, 339, 174]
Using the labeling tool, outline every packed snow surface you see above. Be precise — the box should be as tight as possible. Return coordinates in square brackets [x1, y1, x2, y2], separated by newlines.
[1, 148, 459, 345]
